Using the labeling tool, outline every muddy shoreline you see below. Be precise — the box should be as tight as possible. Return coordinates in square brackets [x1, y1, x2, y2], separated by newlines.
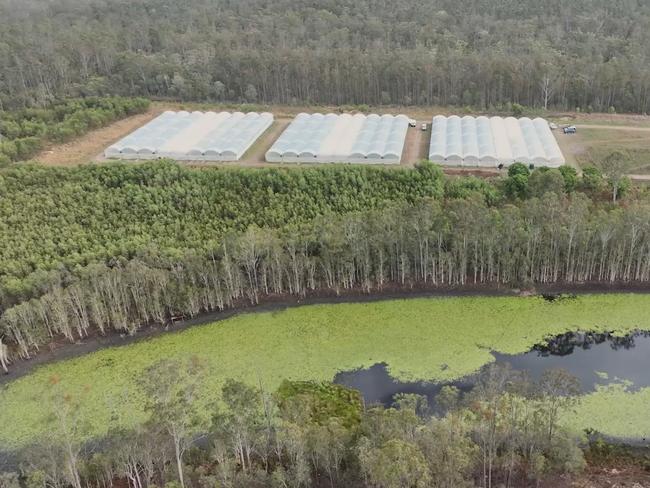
[3, 281, 650, 384]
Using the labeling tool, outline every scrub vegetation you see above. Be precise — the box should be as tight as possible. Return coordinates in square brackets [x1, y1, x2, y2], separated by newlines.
[2, 293, 650, 449]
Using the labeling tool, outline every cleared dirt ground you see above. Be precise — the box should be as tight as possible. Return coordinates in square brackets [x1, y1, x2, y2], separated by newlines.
[36, 107, 164, 166]
[550, 463, 650, 488]
[33, 102, 650, 176]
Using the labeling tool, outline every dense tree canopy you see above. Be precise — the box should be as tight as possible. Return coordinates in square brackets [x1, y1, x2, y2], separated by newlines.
[0, 161, 444, 288]
[13, 365, 587, 488]
[0, 97, 150, 164]
[0, 0, 649, 112]
[0, 160, 648, 362]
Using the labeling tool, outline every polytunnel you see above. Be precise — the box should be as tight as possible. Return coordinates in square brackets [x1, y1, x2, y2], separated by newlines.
[429, 115, 565, 167]
[266, 113, 409, 164]
[104, 111, 273, 161]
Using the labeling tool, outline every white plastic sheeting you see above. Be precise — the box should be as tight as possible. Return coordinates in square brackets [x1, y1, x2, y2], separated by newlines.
[105, 111, 273, 161]
[428, 116, 565, 167]
[266, 113, 409, 164]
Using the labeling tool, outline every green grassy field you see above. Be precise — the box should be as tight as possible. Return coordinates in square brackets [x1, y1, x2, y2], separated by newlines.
[2, 294, 650, 448]
[574, 127, 650, 174]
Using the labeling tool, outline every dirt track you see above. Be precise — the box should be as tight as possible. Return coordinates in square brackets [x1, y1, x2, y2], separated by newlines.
[576, 124, 650, 132]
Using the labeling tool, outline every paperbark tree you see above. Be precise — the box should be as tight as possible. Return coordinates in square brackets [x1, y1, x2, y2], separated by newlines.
[138, 357, 206, 488]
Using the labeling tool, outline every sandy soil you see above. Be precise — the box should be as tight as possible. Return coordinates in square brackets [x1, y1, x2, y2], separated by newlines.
[401, 122, 430, 166]
[35, 108, 164, 166]
[30, 102, 650, 173]
[555, 131, 584, 169]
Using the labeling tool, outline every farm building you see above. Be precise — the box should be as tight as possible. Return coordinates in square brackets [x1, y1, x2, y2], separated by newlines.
[266, 113, 409, 164]
[105, 111, 273, 161]
[428, 115, 565, 167]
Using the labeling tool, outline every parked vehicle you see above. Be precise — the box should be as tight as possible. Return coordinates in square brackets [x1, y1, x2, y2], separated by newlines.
[408, 119, 417, 127]
[549, 122, 558, 130]
[421, 123, 427, 131]
[563, 125, 577, 134]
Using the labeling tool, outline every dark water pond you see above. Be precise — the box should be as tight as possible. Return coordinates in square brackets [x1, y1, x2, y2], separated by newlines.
[333, 331, 650, 407]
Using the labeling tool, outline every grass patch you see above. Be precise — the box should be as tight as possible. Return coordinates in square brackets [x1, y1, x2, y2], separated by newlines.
[1, 294, 650, 448]
[574, 128, 650, 174]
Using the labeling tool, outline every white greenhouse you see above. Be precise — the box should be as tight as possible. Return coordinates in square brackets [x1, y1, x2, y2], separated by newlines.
[266, 113, 410, 164]
[105, 111, 274, 161]
[428, 115, 565, 167]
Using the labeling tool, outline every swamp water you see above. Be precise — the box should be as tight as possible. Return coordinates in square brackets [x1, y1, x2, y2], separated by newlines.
[334, 331, 650, 407]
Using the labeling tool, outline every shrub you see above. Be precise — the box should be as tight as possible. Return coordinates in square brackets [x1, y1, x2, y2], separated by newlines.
[0, 97, 150, 161]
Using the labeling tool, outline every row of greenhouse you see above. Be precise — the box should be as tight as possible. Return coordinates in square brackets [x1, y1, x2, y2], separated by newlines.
[105, 110, 566, 167]
[265, 113, 409, 164]
[428, 116, 564, 167]
[105, 111, 273, 161]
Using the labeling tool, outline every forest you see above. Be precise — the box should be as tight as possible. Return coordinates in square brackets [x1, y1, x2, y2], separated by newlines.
[0, 159, 644, 367]
[7, 359, 595, 488]
[0, 0, 649, 113]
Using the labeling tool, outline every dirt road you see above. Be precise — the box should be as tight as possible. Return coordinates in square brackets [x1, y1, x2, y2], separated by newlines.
[576, 124, 650, 132]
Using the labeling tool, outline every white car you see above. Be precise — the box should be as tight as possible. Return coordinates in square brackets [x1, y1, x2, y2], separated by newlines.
[421, 123, 427, 131]
[408, 119, 417, 127]
[549, 122, 558, 130]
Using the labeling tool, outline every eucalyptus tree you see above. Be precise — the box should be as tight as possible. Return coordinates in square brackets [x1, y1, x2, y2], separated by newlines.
[138, 358, 207, 488]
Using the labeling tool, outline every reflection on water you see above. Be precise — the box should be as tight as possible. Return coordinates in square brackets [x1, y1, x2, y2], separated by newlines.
[334, 331, 650, 407]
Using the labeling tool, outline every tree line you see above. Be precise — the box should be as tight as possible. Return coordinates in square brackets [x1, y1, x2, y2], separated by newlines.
[6, 359, 587, 488]
[0, 97, 150, 165]
[1, 0, 649, 113]
[1, 168, 648, 365]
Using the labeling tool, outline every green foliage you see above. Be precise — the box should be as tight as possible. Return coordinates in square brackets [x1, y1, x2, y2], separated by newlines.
[504, 162, 534, 200]
[0, 177, 647, 357]
[359, 438, 431, 488]
[444, 175, 502, 204]
[0, 162, 444, 302]
[2, 294, 650, 448]
[613, 176, 632, 199]
[276, 380, 363, 429]
[580, 166, 605, 193]
[0, 153, 10, 168]
[24, 470, 47, 488]
[559, 165, 578, 193]
[1, 1, 649, 112]
[504, 172, 529, 199]
[528, 168, 566, 198]
[0, 97, 150, 162]
[511, 103, 525, 117]
[602, 150, 632, 202]
[508, 162, 530, 178]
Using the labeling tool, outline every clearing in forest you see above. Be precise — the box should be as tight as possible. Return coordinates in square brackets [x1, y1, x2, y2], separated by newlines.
[32, 102, 650, 171]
